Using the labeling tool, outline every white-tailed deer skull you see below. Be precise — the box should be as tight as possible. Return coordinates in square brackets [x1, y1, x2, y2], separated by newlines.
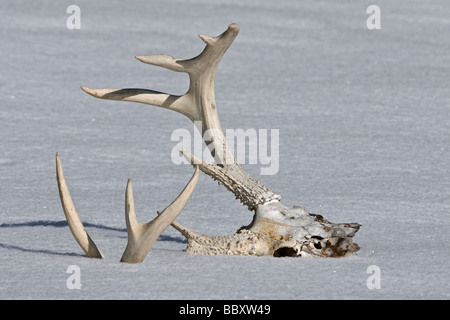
[57, 23, 360, 263]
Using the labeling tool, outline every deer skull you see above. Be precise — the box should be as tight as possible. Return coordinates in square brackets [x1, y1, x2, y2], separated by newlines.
[57, 23, 360, 262]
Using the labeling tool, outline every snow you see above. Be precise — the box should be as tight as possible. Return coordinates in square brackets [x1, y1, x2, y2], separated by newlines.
[1, 0, 449, 299]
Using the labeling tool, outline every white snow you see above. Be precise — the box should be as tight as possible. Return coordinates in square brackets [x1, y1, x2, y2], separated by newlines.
[0, 0, 449, 299]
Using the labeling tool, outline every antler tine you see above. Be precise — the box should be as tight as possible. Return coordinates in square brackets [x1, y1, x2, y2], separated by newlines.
[135, 54, 191, 73]
[120, 166, 199, 263]
[80, 87, 196, 121]
[55, 153, 104, 258]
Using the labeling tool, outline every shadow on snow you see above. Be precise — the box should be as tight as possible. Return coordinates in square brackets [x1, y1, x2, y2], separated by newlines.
[0, 220, 187, 257]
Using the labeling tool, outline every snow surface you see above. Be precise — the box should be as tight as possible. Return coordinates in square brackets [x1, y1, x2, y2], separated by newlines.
[1, 0, 449, 299]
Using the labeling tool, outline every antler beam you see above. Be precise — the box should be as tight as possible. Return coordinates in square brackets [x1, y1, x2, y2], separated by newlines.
[82, 24, 280, 210]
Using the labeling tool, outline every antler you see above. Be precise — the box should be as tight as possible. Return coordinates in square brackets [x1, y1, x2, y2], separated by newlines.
[121, 166, 199, 263]
[56, 153, 104, 258]
[81, 24, 361, 258]
[56, 153, 199, 262]
[81, 23, 280, 210]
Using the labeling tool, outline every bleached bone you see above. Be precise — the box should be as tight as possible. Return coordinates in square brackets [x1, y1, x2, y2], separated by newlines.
[121, 166, 199, 263]
[82, 23, 361, 257]
[56, 153, 104, 258]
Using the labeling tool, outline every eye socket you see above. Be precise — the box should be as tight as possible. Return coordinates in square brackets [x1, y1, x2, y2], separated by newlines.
[273, 247, 298, 257]
[314, 242, 322, 249]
